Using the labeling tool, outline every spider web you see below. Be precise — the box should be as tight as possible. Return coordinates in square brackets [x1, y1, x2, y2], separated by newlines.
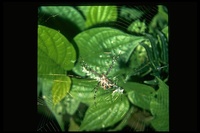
[38, 5, 168, 131]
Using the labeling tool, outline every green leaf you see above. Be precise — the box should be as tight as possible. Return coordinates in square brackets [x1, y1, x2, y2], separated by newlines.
[128, 20, 147, 34]
[38, 25, 76, 75]
[52, 75, 71, 106]
[77, 6, 90, 19]
[150, 77, 169, 131]
[162, 26, 168, 41]
[80, 94, 129, 131]
[121, 82, 155, 110]
[39, 6, 85, 30]
[85, 6, 117, 28]
[120, 6, 144, 21]
[70, 78, 98, 105]
[149, 5, 168, 32]
[39, 78, 65, 131]
[69, 117, 80, 131]
[73, 27, 145, 78]
[64, 95, 80, 115]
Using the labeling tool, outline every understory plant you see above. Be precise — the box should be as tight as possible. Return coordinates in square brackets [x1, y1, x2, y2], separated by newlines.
[38, 5, 168, 131]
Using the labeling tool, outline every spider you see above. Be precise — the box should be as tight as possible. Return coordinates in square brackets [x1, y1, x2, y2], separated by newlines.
[80, 53, 123, 104]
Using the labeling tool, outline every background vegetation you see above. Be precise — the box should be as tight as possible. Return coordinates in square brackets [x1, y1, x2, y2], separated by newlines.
[38, 5, 168, 131]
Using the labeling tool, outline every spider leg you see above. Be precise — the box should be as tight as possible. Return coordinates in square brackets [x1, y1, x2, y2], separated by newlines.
[105, 54, 120, 76]
[80, 57, 102, 77]
[92, 82, 100, 106]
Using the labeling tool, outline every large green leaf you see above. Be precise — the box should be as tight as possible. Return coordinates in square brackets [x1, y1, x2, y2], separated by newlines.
[121, 82, 155, 110]
[70, 78, 98, 105]
[38, 25, 76, 75]
[150, 77, 169, 131]
[80, 93, 129, 131]
[73, 27, 145, 78]
[84, 6, 117, 28]
[39, 6, 85, 30]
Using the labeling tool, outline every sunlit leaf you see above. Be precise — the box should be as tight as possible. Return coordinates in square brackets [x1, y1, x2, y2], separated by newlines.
[52, 75, 71, 105]
[128, 20, 147, 34]
[85, 6, 117, 28]
[70, 78, 99, 105]
[38, 25, 76, 75]
[73, 27, 145, 78]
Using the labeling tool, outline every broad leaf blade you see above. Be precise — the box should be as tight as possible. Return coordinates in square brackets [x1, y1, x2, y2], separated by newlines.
[85, 6, 117, 28]
[122, 82, 155, 110]
[52, 75, 71, 105]
[70, 78, 98, 105]
[39, 6, 85, 30]
[38, 25, 76, 75]
[73, 27, 145, 78]
[150, 77, 169, 131]
[80, 94, 129, 131]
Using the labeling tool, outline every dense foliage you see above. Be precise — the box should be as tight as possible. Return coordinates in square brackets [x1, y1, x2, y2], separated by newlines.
[38, 5, 168, 131]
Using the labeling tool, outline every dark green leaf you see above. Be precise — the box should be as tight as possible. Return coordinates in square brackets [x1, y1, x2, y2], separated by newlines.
[120, 82, 155, 110]
[85, 6, 117, 28]
[77, 6, 90, 19]
[162, 26, 168, 41]
[40, 6, 85, 30]
[120, 6, 144, 21]
[38, 25, 76, 75]
[150, 77, 169, 131]
[149, 5, 168, 32]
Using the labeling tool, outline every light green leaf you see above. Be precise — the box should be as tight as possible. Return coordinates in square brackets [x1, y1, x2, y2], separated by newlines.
[38, 25, 76, 75]
[52, 75, 71, 106]
[39, 6, 85, 30]
[150, 77, 169, 131]
[80, 94, 129, 131]
[85, 6, 117, 28]
[73, 27, 145, 78]
[128, 20, 147, 34]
